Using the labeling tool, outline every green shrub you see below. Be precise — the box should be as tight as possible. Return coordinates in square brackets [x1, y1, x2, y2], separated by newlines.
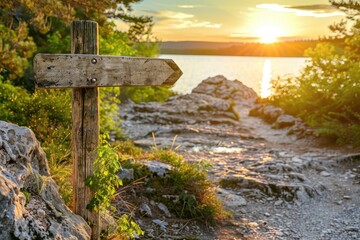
[269, 38, 360, 145]
[0, 81, 29, 125]
[120, 86, 175, 103]
[147, 148, 227, 224]
[114, 140, 143, 159]
[86, 134, 144, 239]
[86, 134, 123, 212]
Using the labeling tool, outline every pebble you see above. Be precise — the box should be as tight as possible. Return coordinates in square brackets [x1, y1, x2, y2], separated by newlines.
[152, 219, 168, 231]
[264, 212, 271, 217]
[158, 203, 172, 218]
[139, 203, 152, 217]
[146, 187, 155, 193]
[343, 195, 351, 200]
[274, 200, 283, 206]
[345, 227, 359, 232]
[320, 171, 331, 177]
[37, 209, 46, 217]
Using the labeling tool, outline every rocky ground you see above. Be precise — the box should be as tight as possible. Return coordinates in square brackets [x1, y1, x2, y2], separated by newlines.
[120, 76, 360, 240]
[0, 121, 91, 239]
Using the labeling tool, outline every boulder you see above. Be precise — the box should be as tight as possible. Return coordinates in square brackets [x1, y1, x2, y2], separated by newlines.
[122, 92, 239, 128]
[192, 75, 258, 101]
[263, 105, 284, 123]
[0, 121, 90, 240]
[249, 104, 309, 137]
[249, 104, 284, 123]
[273, 114, 300, 129]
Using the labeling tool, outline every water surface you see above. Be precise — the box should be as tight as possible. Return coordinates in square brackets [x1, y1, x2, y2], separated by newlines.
[160, 54, 308, 96]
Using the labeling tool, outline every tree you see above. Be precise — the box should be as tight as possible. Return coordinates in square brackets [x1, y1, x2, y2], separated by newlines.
[0, 1, 161, 206]
[0, 0, 161, 135]
[268, 0, 360, 144]
[0, 0, 157, 86]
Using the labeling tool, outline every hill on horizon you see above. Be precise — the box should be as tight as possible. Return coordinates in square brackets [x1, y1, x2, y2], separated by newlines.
[160, 39, 343, 57]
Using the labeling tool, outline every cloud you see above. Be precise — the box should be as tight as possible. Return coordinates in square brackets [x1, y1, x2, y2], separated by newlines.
[289, 5, 337, 11]
[177, 5, 195, 9]
[256, 4, 345, 18]
[156, 11, 194, 20]
[153, 10, 221, 29]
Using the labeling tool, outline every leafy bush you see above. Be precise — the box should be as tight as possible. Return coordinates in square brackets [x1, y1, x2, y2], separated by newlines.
[0, 82, 74, 204]
[114, 140, 143, 159]
[0, 81, 29, 124]
[86, 134, 123, 212]
[269, 8, 360, 145]
[120, 86, 175, 103]
[86, 134, 144, 239]
[146, 147, 227, 224]
[114, 137, 227, 224]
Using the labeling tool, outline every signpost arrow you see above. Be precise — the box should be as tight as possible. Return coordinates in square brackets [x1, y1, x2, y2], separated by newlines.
[34, 54, 182, 88]
[33, 20, 182, 240]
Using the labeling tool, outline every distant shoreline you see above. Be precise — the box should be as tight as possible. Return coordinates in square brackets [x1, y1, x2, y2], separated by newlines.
[159, 52, 307, 58]
[160, 39, 343, 58]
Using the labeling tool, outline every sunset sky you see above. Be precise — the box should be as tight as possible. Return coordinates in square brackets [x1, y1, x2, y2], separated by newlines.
[124, 0, 347, 42]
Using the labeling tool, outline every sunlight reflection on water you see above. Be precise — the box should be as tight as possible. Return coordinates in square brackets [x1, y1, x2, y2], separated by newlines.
[160, 55, 308, 95]
[260, 59, 272, 98]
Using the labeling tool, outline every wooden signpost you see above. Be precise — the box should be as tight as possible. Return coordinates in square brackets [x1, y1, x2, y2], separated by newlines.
[33, 20, 182, 240]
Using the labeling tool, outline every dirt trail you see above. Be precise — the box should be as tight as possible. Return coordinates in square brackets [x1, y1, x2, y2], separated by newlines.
[185, 105, 360, 240]
[119, 76, 360, 240]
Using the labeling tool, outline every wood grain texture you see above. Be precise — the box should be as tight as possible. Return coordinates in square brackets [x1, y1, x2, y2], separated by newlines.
[34, 54, 182, 88]
[70, 20, 100, 240]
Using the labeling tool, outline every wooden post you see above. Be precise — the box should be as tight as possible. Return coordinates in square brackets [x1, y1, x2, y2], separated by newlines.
[71, 20, 100, 240]
[33, 19, 182, 240]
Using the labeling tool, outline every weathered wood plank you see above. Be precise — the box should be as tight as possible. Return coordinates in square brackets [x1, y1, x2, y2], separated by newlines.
[71, 20, 100, 240]
[34, 54, 182, 88]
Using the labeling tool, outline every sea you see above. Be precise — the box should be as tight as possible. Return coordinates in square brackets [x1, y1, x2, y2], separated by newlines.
[159, 54, 308, 98]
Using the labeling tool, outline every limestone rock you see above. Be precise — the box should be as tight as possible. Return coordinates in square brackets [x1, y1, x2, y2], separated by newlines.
[152, 219, 168, 231]
[320, 171, 331, 177]
[217, 188, 247, 207]
[249, 104, 284, 123]
[273, 114, 300, 129]
[249, 104, 308, 137]
[100, 211, 117, 235]
[129, 93, 238, 125]
[192, 75, 258, 101]
[0, 121, 90, 240]
[120, 76, 259, 142]
[119, 168, 134, 181]
[139, 203, 152, 217]
[139, 160, 173, 178]
[158, 202, 172, 218]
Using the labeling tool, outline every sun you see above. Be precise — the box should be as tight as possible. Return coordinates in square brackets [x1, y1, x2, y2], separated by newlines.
[255, 25, 282, 44]
[260, 34, 278, 44]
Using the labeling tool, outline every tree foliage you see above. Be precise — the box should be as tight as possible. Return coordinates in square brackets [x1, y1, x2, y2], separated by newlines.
[269, 0, 360, 144]
[0, 0, 158, 86]
[0, 0, 165, 209]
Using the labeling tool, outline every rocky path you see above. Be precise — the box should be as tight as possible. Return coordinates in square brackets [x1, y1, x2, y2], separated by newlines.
[120, 76, 360, 240]
[184, 107, 360, 240]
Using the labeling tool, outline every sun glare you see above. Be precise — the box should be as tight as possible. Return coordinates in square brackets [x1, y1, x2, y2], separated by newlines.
[255, 25, 282, 44]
